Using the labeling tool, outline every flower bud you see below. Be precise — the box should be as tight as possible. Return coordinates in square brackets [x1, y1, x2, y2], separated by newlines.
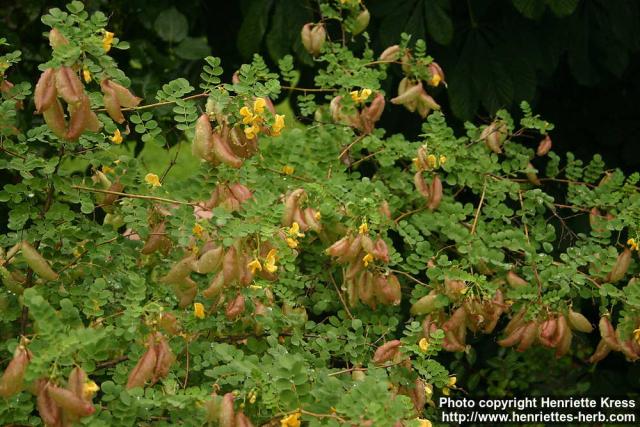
[301, 23, 326, 56]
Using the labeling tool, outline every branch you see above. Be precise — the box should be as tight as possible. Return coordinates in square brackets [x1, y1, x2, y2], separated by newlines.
[71, 185, 197, 206]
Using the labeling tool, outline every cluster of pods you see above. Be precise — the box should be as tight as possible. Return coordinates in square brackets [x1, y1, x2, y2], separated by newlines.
[413, 146, 443, 211]
[589, 315, 640, 362]
[0, 241, 58, 294]
[204, 392, 254, 427]
[329, 92, 385, 134]
[126, 332, 175, 389]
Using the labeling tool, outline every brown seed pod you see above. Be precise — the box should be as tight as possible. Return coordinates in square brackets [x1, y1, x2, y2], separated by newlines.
[225, 293, 245, 320]
[66, 367, 87, 400]
[619, 339, 640, 362]
[101, 79, 124, 123]
[160, 254, 197, 285]
[235, 411, 255, 427]
[480, 120, 507, 154]
[550, 314, 568, 348]
[48, 28, 69, 49]
[222, 246, 241, 285]
[219, 392, 235, 427]
[282, 189, 306, 227]
[141, 222, 166, 255]
[196, 245, 224, 274]
[554, 324, 573, 358]
[442, 328, 466, 352]
[427, 175, 443, 211]
[587, 339, 612, 363]
[497, 325, 525, 348]
[34, 68, 58, 113]
[152, 334, 175, 383]
[567, 309, 593, 333]
[326, 236, 351, 258]
[108, 80, 142, 108]
[300, 23, 326, 56]
[414, 171, 430, 199]
[538, 317, 557, 348]
[158, 312, 181, 335]
[303, 207, 322, 232]
[506, 271, 528, 288]
[228, 183, 253, 204]
[55, 66, 85, 105]
[47, 384, 95, 418]
[344, 234, 363, 262]
[536, 135, 552, 156]
[174, 277, 198, 308]
[212, 132, 243, 168]
[36, 382, 62, 427]
[598, 316, 621, 351]
[126, 343, 158, 389]
[0, 345, 32, 398]
[525, 162, 541, 186]
[203, 272, 226, 300]
[606, 248, 632, 283]
[228, 126, 258, 159]
[503, 308, 527, 336]
[377, 274, 401, 306]
[102, 181, 124, 209]
[193, 114, 214, 162]
[42, 98, 67, 138]
[292, 207, 309, 231]
[20, 241, 58, 282]
[516, 321, 538, 352]
[371, 238, 389, 263]
[373, 340, 402, 365]
[65, 95, 90, 140]
[379, 45, 401, 61]
[410, 293, 438, 316]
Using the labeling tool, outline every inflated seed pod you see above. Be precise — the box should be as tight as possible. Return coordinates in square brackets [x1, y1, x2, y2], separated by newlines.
[158, 312, 181, 335]
[34, 68, 57, 113]
[55, 66, 84, 105]
[101, 79, 124, 123]
[203, 272, 225, 300]
[193, 114, 213, 162]
[204, 393, 222, 423]
[346, 279, 358, 308]
[372, 340, 402, 365]
[326, 237, 350, 257]
[225, 293, 245, 320]
[567, 309, 593, 333]
[0, 345, 31, 397]
[427, 175, 443, 211]
[598, 316, 621, 351]
[102, 182, 124, 209]
[292, 207, 309, 231]
[538, 317, 557, 348]
[442, 328, 465, 352]
[550, 314, 568, 348]
[506, 271, 528, 288]
[587, 339, 611, 363]
[503, 308, 526, 336]
[211, 132, 243, 168]
[382, 274, 402, 306]
[126, 343, 158, 389]
[65, 95, 90, 140]
[516, 321, 538, 352]
[160, 254, 197, 285]
[66, 367, 87, 401]
[619, 339, 640, 361]
[222, 247, 240, 285]
[607, 248, 632, 283]
[228, 125, 258, 159]
[174, 278, 198, 308]
[357, 271, 375, 308]
[537, 135, 552, 156]
[344, 235, 363, 262]
[228, 183, 253, 204]
[554, 324, 573, 358]
[196, 245, 224, 274]
[0, 266, 25, 295]
[108, 80, 142, 108]
[219, 392, 235, 427]
[282, 189, 306, 227]
[47, 384, 95, 418]
[36, 382, 62, 427]
[20, 241, 58, 282]
[152, 334, 175, 383]
[48, 28, 69, 49]
[141, 222, 166, 255]
[235, 411, 255, 427]
[379, 44, 400, 62]
[345, 259, 363, 282]
[525, 163, 541, 186]
[410, 293, 438, 316]
[42, 99, 67, 138]
[303, 207, 322, 232]
[497, 325, 525, 348]
[414, 171, 430, 199]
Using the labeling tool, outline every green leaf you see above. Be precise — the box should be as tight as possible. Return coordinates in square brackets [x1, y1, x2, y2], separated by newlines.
[154, 8, 189, 43]
[176, 37, 211, 60]
[424, 0, 453, 45]
[237, 0, 273, 59]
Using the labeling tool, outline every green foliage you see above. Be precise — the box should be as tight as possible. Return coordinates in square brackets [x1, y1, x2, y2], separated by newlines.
[1, 2, 639, 427]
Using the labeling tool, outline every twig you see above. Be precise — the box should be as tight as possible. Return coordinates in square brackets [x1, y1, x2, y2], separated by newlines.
[328, 272, 353, 320]
[71, 185, 197, 206]
[338, 135, 365, 160]
[388, 268, 429, 287]
[183, 340, 190, 389]
[95, 93, 208, 113]
[96, 355, 128, 369]
[470, 179, 487, 235]
[393, 207, 426, 224]
[281, 85, 336, 93]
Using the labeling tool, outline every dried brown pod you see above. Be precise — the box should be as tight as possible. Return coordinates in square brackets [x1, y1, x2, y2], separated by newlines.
[34, 68, 57, 113]
[212, 132, 243, 168]
[427, 175, 442, 211]
[0, 344, 32, 397]
[225, 293, 246, 320]
[55, 66, 84, 105]
[588, 339, 612, 363]
[36, 382, 62, 427]
[152, 334, 175, 383]
[42, 99, 67, 138]
[219, 392, 235, 427]
[47, 384, 95, 418]
[373, 340, 402, 365]
[126, 341, 158, 389]
[536, 135, 552, 156]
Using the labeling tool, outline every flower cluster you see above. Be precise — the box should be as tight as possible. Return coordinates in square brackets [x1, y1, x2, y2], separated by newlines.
[350, 88, 372, 104]
[239, 98, 285, 139]
[627, 238, 638, 251]
[102, 30, 114, 52]
[413, 145, 446, 171]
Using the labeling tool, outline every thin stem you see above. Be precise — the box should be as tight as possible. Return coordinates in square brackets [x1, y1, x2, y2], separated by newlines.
[71, 185, 197, 206]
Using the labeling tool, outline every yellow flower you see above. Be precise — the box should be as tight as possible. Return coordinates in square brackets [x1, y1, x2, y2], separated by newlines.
[193, 302, 205, 319]
[240, 106, 255, 124]
[102, 165, 114, 174]
[244, 124, 259, 140]
[144, 173, 161, 187]
[281, 410, 301, 427]
[264, 249, 278, 273]
[272, 114, 285, 136]
[426, 154, 437, 169]
[288, 222, 305, 238]
[358, 221, 368, 234]
[82, 380, 99, 400]
[110, 129, 123, 144]
[286, 238, 298, 249]
[248, 259, 262, 274]
[314, 211, 321, 220]
[633, 327, 640, 344]
[102, 31, 114, 52]
[417, 419, 433, 427]
[418, 337, 429, 352]
[282, 165, 295, 175]
[430, 73, 441, 87]
[448, 376, 457, 387]
[82, 67, 92, 83]
[442, 387, 450, 396]
[248, 390, 257, 404]
[192, 223, 204, 237]
[424, 383, 433, 399]
[628, 238, 638, 251]
[350, 88, 372, 104]
[362, 253, 374, 267]
[253, 98, 266, 114]
[439, 154, 447, 166]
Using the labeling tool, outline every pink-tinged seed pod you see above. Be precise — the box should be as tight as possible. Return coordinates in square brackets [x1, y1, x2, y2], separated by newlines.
[480, 121, 507, 154]
[516, 321, 538, 352]
[364, 92, 385, 124]
[427, 175, 443, 211]
[219, 392, 235, 427]
[537, 135, 552, 156]
[414, 171, 430, 199]
[193, 114, 213, 161]
[196, 245, 224, 274]
[504, 308, 526, 336]
[235, 411, 255, 427]
[379, 201, 392, 220]
[222, 246, 241, 285]
[47, 384, 95, 417]
[229, 125, 258, 159]
[416, 92, 441, 118]
[372, 238, 389, 262]
[391, 79, 423, 107]
[34, 68, 57, 113]
[506, 271, 528, 288]
[538, 318, 557, 348]
[373, 340, 402, 365]
[67, 367, 87, 400]
[526, 162, 541, 186]
[20, 241, 59, 282]
[55, 66, 84, 105]
[48, 28, 69, 49]
[228, 183, 253, 203]
[587, 339, 611, 363]
[326, 236, 351, 257]
[101, 80, 124, 123]
[343, 234, 363, 262]
[212, 131, 243, 168]
[442, 329, 465, 352]
[36, 383, 62, 427]
[357, 271, 376, 308]
[410, 293, 438, 316]
[361, 235, 375, 253]
[203, 272, 225, 300]
[42, 99, 67, 138]
[0, 345, 32, 397]
[607, 248, 632, 283]
[345, 259, 363, 282]
[159, 312, 181, 335]
[567, 310, 593, 333]
[152, 334, 175, 383]
[292, 207, 309, 231]
[598, 316, 621, 351]
[554, 325, 573, 358]
[346, 278, 358, 307]
[497, 325, 525, 348]
[301, 23, 326, 56]
[380, 274, 402, 305]
[175, 279, 198, 308]
[141, 222, 166, 255]
[282, 189, 306, 226]
[426, 62, 446, 87]
[226, 294, 245, 320]
[302, 207, 321, 232]
[84, 108, 102, 133]
[550, 314, 568, 348]
[65, 96, 90, 140]
[126, 344, 158, 389]
[619, 339, 640, 361]
[379, 44, 401, 62]
[107, 80, 142, 108]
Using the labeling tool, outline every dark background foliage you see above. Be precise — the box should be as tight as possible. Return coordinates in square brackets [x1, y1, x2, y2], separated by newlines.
[2, 0, 640, 401]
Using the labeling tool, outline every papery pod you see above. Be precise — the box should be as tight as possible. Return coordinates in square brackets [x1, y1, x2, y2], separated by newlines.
[326, 236, 350, 257]
[426, 62, 446, 87]
[379, 44, 401, 61]
[345, 259, 363, 281]
[427, 175, 443, 211]
[497, 325, 525, 348]
[381, 274, 402, 305]
[126, 342, 158, 389]
[34, 68, 57, 113]
[410, 378, 427, 414]
[538, 317, 557, 347]
[444, 278, 466, 300]
[141, 222, 166, 255]
[442, 328, 465, 352]
[222, 246, 240, 285]
[410, 293, 438, 316]
[196, 245, 224, 274]
[554, 324, 573, 358]
[238, 253, 253, 286]
[101, 79, 124, 123]
[152, 334, 175, 383]
[607, 248, 632, 283]
[228, 126, 258, 159]
[159, 312, 181, 335]
[225, 293, 245, 320]
[228, 183, 253, 203]
[20, 241, 58, 282]
[219, 392, 235, 427]
[47, 384, 95, 418]
[503, 308, 526, 336]
[361, 93, 385, 132]
[301, 23, 326, 56]
[379, 200, 392, 220]
[357, 271, 376, 308]
[506, 271, 527, 288]
[203, 272, 226, 300]
[598, 316, 621, 351]
[282, 189, 306, 227]
[55, 66, 84, 105]
[292, 207, 309, 231]
[537, 135, 552, 156]
[37, 382, 62, 427]
[588, 339, 612, 363]
[193, 114, 214, 161]
[211, 131, 243, 168]
[204, 393, 222, 423]
[0, 265, 25, 295]
[160, 254, 196, 285]
[351, 8, 370, 35]
[360, 235, 374, 254]
[391, 79, 422, 108]
[372, 238, 389, 263]
[83, 107, 102, 133]
[65, 96, 91, 140]
[416, 92, 440, 118]
[373, 340, 402, 365]
[480, 120, 507, 154]
[0, 344, 32, 397]
[516, 321, 538, 352]
[108, 80, 142, 108]
[346, 279, 358, 308]
[619, 339, 640, 361]
[414, 171, 430, 199]
[174, 277, 198, 308]
[102, 181, 124, 209]
[42, 99, 67, 138]
[66, 367, 87, 400]
[525, 162, 541, 186]
[48, 28, 69, 49]
[235, 411, 255, 427]
[567, 309, 593, 333]
[303, 207, 322, 232]
[344, 234, 363, 262]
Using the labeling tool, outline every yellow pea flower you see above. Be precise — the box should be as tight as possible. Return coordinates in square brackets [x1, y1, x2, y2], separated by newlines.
[448, 376, 457, 387]
[362, 253, 374, 267]
[248, 259, 262, 274]
[439, 154, 447, 166]
[192, 223, 204, 237]
[144, 173, 161, 187]
[424, 383, 433, 399]
[82, 67, 92, 83]
[627, 238, 638, 251]
[244, 124, 259, 140]
[264, 249, 278, 273]
[633, 327, 640, 344]
[286, 238, 298, 249]
[281, 410, 301, 427]
[430, 73, 441, 87]
[417, 419, 433, 427]
[102, 31, 114, 52]
[82, 381, 99, 400]
[418, 337, 429, 352]
[272, 114, 285, 136]
[426, 154, 437, 169]
[350, 88, 372, 104]
[193, 302, 205, 319]
[314, 211, 321, 220]
[288, 222, 305, 238]
[253, 98, 266, 114]
[282, 165, 295, 175]
[102, 165, 114, 174]
[240, 106, 255, 124]
[110, 129, 123, 144]
[358, 221, 368, 234]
